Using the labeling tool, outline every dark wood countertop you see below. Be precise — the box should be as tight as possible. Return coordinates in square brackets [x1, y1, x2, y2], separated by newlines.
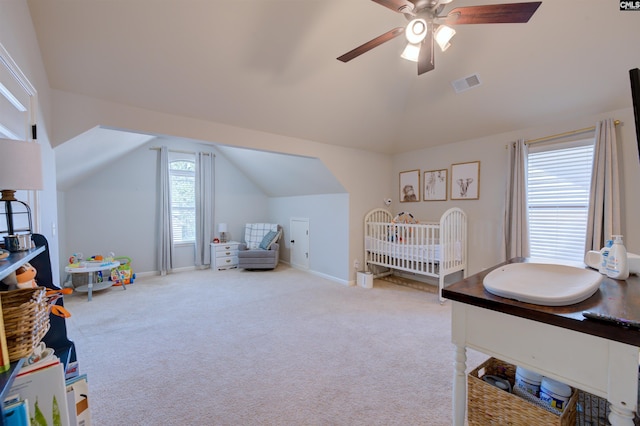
[442, 257, 640, 347]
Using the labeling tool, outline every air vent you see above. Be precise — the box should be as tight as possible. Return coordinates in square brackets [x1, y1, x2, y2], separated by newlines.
[451, 74, 482, 93]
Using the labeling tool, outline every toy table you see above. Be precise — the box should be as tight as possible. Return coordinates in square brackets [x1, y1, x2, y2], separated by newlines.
[64, 260, 121, 301]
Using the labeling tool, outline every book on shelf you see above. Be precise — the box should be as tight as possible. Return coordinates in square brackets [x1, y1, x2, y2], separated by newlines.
[66, 374, 91, 426]
[3, 398, 30, 426]
[0, 294, 11, 373]
[9, 362, 71, 426]
[17, 357, 60, 377]
[17, 349, 59, 377]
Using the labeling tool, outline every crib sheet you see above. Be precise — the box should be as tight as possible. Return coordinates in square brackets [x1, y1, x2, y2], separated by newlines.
[365, 236, 461, 262]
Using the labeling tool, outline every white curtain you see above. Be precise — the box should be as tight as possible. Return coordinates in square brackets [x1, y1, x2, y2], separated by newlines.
[504, 139, 530, 260]
[195, 152, 214, 267]
[585, 118, 620, 251]
[158, 146, 173, 275]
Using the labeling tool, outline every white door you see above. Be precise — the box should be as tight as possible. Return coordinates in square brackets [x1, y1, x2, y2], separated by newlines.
[0, 43, 40, 231]
[290, 218, 309, 270]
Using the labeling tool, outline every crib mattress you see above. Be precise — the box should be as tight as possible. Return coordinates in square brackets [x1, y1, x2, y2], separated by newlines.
[365, 236, 461, 262]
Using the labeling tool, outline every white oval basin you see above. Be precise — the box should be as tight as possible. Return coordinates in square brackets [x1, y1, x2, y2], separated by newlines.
[483, 263, 603, 306]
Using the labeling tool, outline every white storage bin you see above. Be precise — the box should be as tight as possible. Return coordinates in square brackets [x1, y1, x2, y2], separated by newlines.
[357, 271, 373, 289]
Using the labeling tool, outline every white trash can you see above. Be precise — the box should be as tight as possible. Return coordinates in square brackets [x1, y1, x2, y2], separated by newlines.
[357, 271, 373, 289]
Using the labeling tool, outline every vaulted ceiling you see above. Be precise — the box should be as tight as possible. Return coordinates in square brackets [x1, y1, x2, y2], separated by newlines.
[28, 0, 640, 156]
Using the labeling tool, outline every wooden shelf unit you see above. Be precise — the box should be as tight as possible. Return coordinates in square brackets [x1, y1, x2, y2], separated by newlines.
[0, 234, 76, 425]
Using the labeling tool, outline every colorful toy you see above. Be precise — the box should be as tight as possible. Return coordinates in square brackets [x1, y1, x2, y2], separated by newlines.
[68, 252, 84, 267]
[390, 211, 419, 241]
[110, 256, 135, 286]
[46, 288, 73, 318]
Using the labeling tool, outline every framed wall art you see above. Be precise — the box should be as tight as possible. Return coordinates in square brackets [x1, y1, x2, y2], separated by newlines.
[451, 161, 480, 200]
[399, 169, 420, 202]
[423, 169, 447, 201]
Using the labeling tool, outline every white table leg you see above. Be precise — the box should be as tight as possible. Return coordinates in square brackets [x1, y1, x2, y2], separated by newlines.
[609, 403, 635, 426]
[87, 272, 93, 301]
[453, 344, 467, 426]
[607, 342, 638, 426]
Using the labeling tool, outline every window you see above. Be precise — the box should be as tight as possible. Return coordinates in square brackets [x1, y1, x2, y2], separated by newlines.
[169, 155, 196, 244]
[527, 139, 594, 262]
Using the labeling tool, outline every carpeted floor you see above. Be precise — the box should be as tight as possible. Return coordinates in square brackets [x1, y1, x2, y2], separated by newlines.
[63, 265, 486, 425]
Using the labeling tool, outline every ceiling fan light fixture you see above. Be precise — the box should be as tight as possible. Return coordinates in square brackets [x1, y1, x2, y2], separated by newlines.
[435, 25, 456, 52]
[338, 1, 542, 75]
[400, 43, 420, 62]
[405, 18, 428, 44]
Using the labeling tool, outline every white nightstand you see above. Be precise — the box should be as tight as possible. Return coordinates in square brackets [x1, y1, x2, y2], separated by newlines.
[211, 241, 240, 271]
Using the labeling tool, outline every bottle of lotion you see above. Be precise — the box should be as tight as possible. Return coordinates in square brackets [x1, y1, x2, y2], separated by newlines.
[599, 239, 613, 274]
[606, 235, 629, 280]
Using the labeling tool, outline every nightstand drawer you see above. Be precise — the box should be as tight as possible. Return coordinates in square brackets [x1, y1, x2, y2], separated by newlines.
[215, 248, 238, 257]
[216, 255, 238, 270]
[215, 243, 239, 253]
[211, 242, 240, 271]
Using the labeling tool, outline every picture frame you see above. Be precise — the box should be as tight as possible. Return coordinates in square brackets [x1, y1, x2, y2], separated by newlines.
[451, 161, 480, 200]
[399, 169, 420, 202]
[423, 169, 448, 201]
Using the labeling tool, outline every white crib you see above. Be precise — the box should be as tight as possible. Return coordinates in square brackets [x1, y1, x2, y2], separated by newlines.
[364, 207, 467, 303]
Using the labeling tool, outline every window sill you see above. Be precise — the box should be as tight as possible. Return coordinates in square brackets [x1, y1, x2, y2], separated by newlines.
[173, 241, 195, 247]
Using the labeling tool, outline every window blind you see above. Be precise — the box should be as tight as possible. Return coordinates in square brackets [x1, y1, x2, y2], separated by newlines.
[169, 159, 196, 243]
[527, 143, 594, 262]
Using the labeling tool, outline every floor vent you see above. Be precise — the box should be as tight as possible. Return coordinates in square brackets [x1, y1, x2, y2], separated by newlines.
[451, 74, 482, 93]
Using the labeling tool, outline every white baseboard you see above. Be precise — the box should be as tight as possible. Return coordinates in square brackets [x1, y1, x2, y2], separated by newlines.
[142, 262, 353, 287]
[306, 269, 351, 286]
[278, 260, 351, 286]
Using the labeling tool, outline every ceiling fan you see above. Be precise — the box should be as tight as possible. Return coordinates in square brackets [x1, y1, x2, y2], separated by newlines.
[337, 0, 541, 75]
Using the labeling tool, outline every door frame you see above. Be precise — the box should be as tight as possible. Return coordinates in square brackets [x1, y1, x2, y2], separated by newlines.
[0, 42, 40, 231]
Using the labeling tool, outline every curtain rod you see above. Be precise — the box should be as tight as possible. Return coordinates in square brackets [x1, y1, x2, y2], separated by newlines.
[149, 147, 215, 156]
[526, 119, 620, 145]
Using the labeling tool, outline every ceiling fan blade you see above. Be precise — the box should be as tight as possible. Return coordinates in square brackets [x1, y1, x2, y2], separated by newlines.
[417, 30, 434, 75]
[370, 0, 415, 15]
[445, 2, 541, 25]
[337, 27, 405, 63]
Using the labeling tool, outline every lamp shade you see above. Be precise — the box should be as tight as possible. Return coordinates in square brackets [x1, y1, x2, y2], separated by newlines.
[401, 43, 421, 62]
[218, 223, 228, 233]
[405, 19, 428, 44]
[0, 138, 43, 193]
[435, 25, 456, 52]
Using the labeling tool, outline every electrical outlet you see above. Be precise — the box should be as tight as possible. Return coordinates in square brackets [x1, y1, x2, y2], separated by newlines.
[354, 259, 360, 270]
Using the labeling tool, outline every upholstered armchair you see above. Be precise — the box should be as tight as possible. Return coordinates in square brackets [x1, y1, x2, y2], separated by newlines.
[237, 223, 282, 270]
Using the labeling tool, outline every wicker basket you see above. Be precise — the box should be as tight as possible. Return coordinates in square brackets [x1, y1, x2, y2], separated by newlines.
[71, 272, 89, 287]
[468, 357, 578, 426]
[1, 287, 50, 362]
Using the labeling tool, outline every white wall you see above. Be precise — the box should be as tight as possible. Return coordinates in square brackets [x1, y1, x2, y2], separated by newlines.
[213, 146, 270, 248]
[0, 0, 62, 282]
[60, 137, 272, 276]
[60, 134, 357, 284]
[50, 90, 393, 284]
[269, 194, 350, 283]
[60, 135, 357, 283]
[393, 107, 640, 276]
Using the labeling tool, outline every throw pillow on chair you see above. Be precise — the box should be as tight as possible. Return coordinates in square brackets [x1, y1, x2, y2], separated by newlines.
[259, 230, 280, 250]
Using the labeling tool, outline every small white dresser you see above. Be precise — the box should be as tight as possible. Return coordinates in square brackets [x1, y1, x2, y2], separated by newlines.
[211, 241, 240, 271]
